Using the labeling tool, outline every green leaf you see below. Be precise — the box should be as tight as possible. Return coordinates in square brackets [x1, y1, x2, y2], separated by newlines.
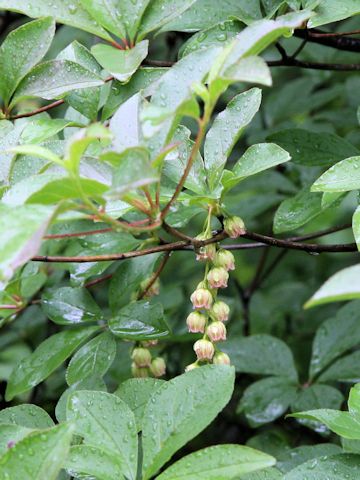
[109, 300, 170, 340]
[353, 206, 360, 250]
[277, 444, 342, 474]
[156, 444, 276, 480]
[5, 325, 99, 400]
[273, 189, 324, 234]
[65, 445, 125, 480]
[115, 378, 165, 431]
[137, 0, 197, 39]
[66, 332, 116, 385]
[305, 266, 360, 309]
[109, 254, 160, 311]
[222, 334, 298, 381]
[79, 0, 127, 39]
[238, 376, 298, 427]
[109, 94, 141, 151]
[0, 203, 56, 287]
[0, 0, 111, 40]
[41, 286, 103, 325]
[241, 468, 283, 480]
[92, 41, 149, 82]
[0, 424, 33, 457]
[309, 301, 360, 378]
[222, 56, 272, 87]
[107, 147, 159, 197]
[67, 390, 138, 480]
[0, 404, 54, 429]
[161, 0, 262, 32]
[164, 125, 208, 194]
[142, 365, 235, 479]
[267, 129, 359, 167]
[0, 123, 25, 183]
[284, 454, 360, 479]
[21, 118, 83, 145]
[319, 350, 360, 383]
[291, 385, 344, 432]
[0, 423, 74, 480]
[223, 143, 291, 191]
[309, 0, 360, 27]
[204, 88, 262, 190]
[312, 156, 360, 192]
[290, 411, 360, 439]
[0, 17, 55, 105]
[11, 60, 103, 107]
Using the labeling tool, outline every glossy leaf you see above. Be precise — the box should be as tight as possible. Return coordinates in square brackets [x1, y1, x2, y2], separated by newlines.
[80, 0, 127, 39]
[204, 88, 262, 190]
[0, 0, 111, 40]
[238, 376, 298, 427]
[0, 17, 55, 105]
[0, 203, 56, 287]
[109, 94, 141, 151]
[66, 332, 116, 385]
[109, 300, 170, 340]
[291, 409, 360, 439]
[223, 334, 298, 380]
[0, 424, 33, 457]
[0, 423, 74, 480]
[0, 404, 54, 429]
[67, 390, 138, 480]
[92, 41, 149, 82]
[277, 444, 342, 474]
[312, 156, 360, 192]
[21, 118, 83, 145]
[268, 129, 359, 167]
[305, 266, 360, 309]
[115, 378, 165, 431]
[284, 454, 360, 479]
[309, 301, 360, 378]
[41, 286, 103, 325]
[156, 444, 276, 480]
[11, 60, 103, 106]
[5, 326, 99, 400]
[142, 365, 235, 479]
[65, 445, 125, 480]
[138, 0, 197, 39]
[319, 350, 360, 383]
[309, 0, 360, 27]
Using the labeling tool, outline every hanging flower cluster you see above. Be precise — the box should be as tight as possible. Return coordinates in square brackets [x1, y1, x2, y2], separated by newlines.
[131, 342, 167, 378]
[185, 215, 245, 371]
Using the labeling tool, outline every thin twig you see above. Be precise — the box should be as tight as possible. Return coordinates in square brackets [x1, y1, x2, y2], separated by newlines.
[138, 252, 171, 299]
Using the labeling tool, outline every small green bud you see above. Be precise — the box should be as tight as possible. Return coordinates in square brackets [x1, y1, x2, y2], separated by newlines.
[211, 301, 230, 322]
[214, 249, 235, 271]
[213, 351, 231, 365]
[224, 216, 246, 239]
[131, 362, 149, 378]
[185, 362, 199, 372]
[131, 347, 152, 367]
[150, 357, 166, 377]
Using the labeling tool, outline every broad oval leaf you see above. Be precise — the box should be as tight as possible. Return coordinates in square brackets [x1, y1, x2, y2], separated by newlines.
[0, 404, 54, 429]
[41, 286, 103, 325]
[0, 423, 74, 480]
[312, 156, 360, 192]
[156, 444, 276, 480]
[66, 332, 116, 385]
[284, 454, 360, 479]
[65, 445, 125, 480]
[5, 325, 99, 401]
[142, 365, 235, 479]
[109, 300, 170, 341]
[66, 390, 138, 480]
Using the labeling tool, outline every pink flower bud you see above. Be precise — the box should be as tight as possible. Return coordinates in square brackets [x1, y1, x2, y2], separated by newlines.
[190, 288, 213, 310]
[140, 278, 160, 298]
[150, 357, 166, 377]
[224, 216, 246, 239]
[142, 340, 158, 348]
[185, 362, 199, 372]
[186, 311, 207, 333]
[211, 301, 230, 322]
[131, 362, 149, 378]
[206, 321, 227, 342]
[215, 249, 235, 271]
[207, 267, 229, 289]
[213, 351, 231, 365]
[131, 347, 152, 367]
[194, 339, 215, 360]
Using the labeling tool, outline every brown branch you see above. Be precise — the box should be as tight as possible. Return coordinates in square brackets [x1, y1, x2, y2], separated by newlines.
[295, 28, 360, 53]
[138, 252, 171, 299]
[268, 57, 360, 71]
[85, 273, 113, 288]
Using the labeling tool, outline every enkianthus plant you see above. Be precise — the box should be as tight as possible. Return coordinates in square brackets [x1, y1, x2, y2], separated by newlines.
[186, 212, 243, 370]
